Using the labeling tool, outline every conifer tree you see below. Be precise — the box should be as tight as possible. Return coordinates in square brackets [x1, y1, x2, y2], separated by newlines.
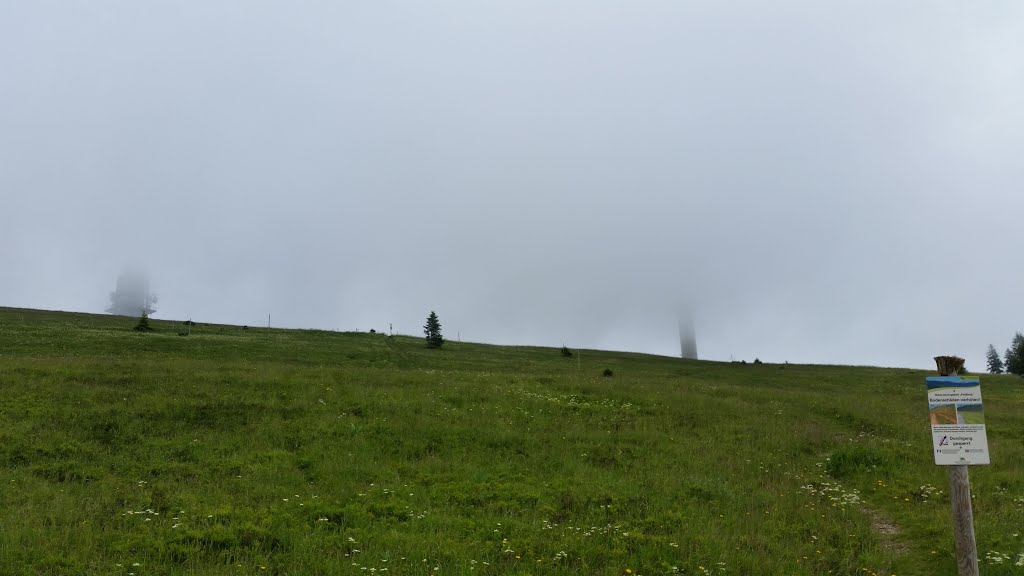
[1006, 332, 1024, 376]
[986, 344, 1004, 374]
[133, 311, 153, 332]
[423, 311, 444, 348]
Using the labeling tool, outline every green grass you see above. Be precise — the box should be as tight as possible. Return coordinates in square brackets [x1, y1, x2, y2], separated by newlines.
[1, 306, 1023, 575]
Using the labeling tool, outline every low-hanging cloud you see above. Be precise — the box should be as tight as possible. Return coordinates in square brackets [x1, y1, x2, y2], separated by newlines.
[2, 0, 1022, 369]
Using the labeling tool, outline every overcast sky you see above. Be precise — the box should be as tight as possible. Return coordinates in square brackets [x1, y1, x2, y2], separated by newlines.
[2, 1, 1022, 369]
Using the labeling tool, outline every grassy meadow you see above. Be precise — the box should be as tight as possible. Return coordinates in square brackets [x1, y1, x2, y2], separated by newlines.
[1, 307, 1023, 575]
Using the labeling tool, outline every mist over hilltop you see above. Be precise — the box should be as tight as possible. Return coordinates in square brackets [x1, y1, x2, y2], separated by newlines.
[2, 1, 1022, 368]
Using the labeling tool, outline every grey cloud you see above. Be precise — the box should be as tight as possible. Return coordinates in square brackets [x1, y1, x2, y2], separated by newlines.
[2, 0, 1022, 368]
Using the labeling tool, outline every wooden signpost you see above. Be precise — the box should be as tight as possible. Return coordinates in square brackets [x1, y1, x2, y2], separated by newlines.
[930, 355, 988, 576]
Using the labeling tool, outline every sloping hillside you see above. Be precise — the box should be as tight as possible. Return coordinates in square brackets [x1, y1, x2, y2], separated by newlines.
[1, 307, 1021, 575]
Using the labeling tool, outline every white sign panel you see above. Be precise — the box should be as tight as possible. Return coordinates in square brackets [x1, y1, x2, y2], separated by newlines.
[927, 376, 990, 465]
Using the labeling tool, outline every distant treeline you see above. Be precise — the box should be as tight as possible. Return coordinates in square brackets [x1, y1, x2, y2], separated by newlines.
[986, 333, 1024, 375]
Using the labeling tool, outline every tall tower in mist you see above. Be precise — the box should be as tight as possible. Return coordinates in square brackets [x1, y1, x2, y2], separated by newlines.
[107, 268, 158, 317]
[679, 314, 698, 360]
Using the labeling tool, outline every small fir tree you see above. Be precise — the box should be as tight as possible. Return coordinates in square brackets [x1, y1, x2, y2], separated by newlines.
[133, 311, 153, 332]
[986, 344, 1004, 374]
[423, 311, 444, 348]
[1006, 332, 1024, 376]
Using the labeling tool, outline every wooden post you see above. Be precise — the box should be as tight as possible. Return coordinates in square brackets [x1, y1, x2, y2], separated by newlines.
[948, 465, 979, 575]
[935, 355, 979, 576]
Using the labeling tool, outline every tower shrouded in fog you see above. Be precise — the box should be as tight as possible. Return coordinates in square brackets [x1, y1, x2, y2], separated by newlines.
[679, 314, 698, 360]
[107, 268, 157, 317]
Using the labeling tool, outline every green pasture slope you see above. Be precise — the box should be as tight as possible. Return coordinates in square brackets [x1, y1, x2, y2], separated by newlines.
[1, 307, 1023, 576]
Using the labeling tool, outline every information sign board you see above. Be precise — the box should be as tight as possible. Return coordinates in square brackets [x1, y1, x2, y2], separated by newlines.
[927, 376, 990, 465]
